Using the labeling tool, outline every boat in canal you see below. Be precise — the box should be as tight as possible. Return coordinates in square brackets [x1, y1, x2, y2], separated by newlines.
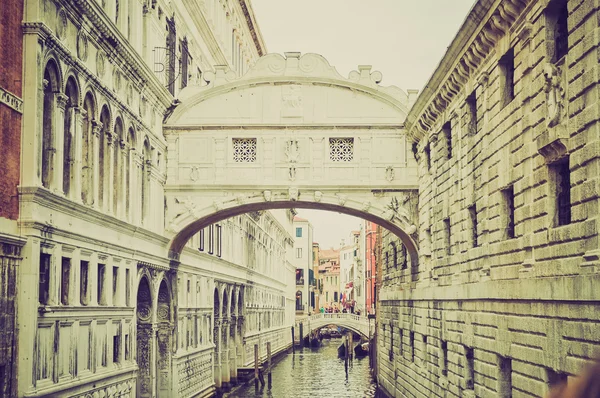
[354, 342, 369, 357]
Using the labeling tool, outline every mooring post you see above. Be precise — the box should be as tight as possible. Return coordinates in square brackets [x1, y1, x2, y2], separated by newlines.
[254, 344, 259, 391]
[349, 332, 353, 361]
[344, 335, 349, 376]
[267, 341, 272, 389]
[291, 326, 295, 353]
[299, 322, 304, 348]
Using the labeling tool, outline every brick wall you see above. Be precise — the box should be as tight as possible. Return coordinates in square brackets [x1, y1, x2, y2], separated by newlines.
[0, 0, 23, 221]
[377, 0, 600, 397]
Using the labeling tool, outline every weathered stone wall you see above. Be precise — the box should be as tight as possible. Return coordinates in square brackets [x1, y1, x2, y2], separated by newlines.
[378, 0, 600, 396]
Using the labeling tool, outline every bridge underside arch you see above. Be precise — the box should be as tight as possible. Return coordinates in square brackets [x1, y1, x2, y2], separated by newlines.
[167, 197, 419, 266]
[308, 323, 369, 340]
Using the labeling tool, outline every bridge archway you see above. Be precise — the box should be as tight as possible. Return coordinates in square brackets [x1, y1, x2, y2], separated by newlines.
[164, 52, 420, 265]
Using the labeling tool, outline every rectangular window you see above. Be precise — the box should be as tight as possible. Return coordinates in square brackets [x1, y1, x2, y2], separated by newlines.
[468, 205, 478, 248]
[551, 158, 571, 226]
[124, 334, 130, 360]
[399, 329, 403, 356]
[503, 186, 515, 239]
[410, 331, 415, 362]
[61, 257, 71, 305]
[296, 227, 302, 238]
[389, 324, 394, 361]
[180, 38, 189, 89]
[98, 263, 106, 305]
[39, 252, 51, 305]
[467, 90, 477, 135]
[465, 346, 475, 390]
[296, 248, 302, 258]
[443, 122, 452, 159]
[441, 340, 448, 376]
[444, 218, 451, 255]
[198, 228, 205, 251]
[334, 291, 338, 302]
[546, 0, 569, 63]
[112, 266, 119, 305]
[113, 334, 120, 363]
[80, 260, 89, 305]
[499, 48, 515, 108]
[125, 268, 131, 306]
[329, 137, 354, 162]
[498, 356, 512, 398]
[208, 225, 214, 254]
[216, 224, 222, 257]
[232, 138, 257, 162]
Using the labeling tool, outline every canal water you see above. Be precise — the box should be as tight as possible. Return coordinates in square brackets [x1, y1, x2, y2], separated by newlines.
[225, 338, 378, 397]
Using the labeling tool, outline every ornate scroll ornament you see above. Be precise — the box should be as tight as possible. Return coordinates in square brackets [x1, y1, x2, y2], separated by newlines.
[189, 166, 200, 182]
[96, 51, 106, 78]
[263, 190, 272, 202]
[56, 8, 68, 39]
[314, 191, 322, 202]
[288, 165, 296, 181]
[385, 166, 395, 182]
[76, 31, 88, 61]
[337, 194, 348, 206]
[285, 139, 300, 163]
[288, 187, 299, 201]
[175, 196, 198, 218]
[543, 63, 565, 128]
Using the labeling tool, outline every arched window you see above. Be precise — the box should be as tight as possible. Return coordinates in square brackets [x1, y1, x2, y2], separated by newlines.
[81, 92, 95, 205]
[99, 106, 111, 210]
[141, 138, 151, 224]
[63, 77, 79, 196]
[41, 61, 61, 188]
[113, 117, 124, 216]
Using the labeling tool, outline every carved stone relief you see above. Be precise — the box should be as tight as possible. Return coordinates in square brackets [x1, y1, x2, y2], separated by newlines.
[76, 31, 88, 61]
[543, 63, 565, 128]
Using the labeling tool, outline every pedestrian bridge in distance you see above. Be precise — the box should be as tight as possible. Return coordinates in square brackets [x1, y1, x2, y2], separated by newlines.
[296, 313, 373, 340]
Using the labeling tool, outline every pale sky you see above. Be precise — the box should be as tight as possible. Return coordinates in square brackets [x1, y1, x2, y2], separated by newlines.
[251, 0, 475, 248]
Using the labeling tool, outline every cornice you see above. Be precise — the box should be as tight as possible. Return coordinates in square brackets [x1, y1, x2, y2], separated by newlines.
[238, 0, 266, 57]
[405, 0, 530, 143]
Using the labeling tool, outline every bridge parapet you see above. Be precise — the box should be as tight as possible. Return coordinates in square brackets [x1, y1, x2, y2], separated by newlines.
[295, 313, 373, 339]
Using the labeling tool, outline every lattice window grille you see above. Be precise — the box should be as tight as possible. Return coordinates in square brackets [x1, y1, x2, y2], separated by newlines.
[232, 138, 257, 162]
[329, 137, 354, 162]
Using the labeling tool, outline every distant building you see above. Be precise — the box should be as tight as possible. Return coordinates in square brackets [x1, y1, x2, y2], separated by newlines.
[363, 221, 379, 314]
[292, 216, 313, 315]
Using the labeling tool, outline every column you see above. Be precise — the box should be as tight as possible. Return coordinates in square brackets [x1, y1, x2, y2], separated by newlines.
[119, 140, 128, 219]
[214, 318, 222, 388]
[237, 316, 244, 366]
[72, 108, 84, 202]
[92, 121, 101, 209]
[221, 319, 230, 386]
[230, 316, 237, 382]
[106, 132, 115, 214]
[53, 93, 68, 193]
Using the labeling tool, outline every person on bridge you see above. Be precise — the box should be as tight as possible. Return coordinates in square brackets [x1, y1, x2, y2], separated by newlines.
[320, 306, 325, 313]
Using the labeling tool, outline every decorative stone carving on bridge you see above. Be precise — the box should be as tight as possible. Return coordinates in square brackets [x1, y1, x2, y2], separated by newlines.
[282, 86, 303, 117]
[288, 187, 299, 201]
[263, 190, 272, 201]
[314, 191, 322, 202]
[385, 166, 395, 182]
[285, 139, 300, 163]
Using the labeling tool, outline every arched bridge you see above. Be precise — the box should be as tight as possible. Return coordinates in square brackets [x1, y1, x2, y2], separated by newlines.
[295, 313, 374, 340]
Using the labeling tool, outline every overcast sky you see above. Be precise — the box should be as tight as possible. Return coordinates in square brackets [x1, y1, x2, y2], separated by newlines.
[251, 0, 475, 248]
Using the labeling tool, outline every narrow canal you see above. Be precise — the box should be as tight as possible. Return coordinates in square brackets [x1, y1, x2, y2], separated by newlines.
[225, 338, 378, 397]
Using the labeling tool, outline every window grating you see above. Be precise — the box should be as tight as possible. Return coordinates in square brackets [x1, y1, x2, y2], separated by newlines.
[329, 138, 354, 162]
[232, 138, 257, 162]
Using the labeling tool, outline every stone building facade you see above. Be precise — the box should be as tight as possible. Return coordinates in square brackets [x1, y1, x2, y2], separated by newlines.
[377, 0, 600, 397]
[15, 0, 295, 396]
[0, 0, 26, 395]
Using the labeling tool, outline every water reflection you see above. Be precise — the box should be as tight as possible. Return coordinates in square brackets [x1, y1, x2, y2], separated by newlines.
[225, 339, 377, 397]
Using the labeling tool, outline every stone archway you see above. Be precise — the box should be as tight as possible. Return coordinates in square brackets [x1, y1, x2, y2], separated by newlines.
[163, 52, 420, 266]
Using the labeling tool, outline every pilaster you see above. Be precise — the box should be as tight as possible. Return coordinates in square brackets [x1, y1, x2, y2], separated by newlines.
[72, 107, 84, 202]
[53, 93, 68, 194]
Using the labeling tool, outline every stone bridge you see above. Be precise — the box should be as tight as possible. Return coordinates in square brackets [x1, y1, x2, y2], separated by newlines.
[295, 313, 374, 340]
[163, 52, 420, 265]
